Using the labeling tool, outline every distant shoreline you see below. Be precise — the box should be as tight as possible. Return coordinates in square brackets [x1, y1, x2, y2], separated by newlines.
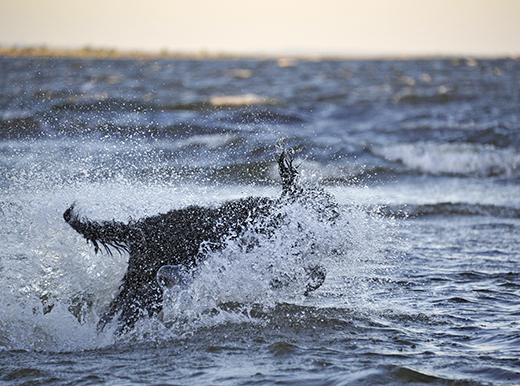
[0, 45, 517, 61]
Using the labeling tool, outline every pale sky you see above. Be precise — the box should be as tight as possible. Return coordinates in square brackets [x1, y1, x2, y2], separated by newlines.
[1, 0, 520, 57]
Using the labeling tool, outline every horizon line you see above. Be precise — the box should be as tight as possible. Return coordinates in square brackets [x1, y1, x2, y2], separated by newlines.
[1, 44, 519, 61]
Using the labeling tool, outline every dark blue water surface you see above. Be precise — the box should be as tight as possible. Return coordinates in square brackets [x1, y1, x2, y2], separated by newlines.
[1, 56, 519, 385]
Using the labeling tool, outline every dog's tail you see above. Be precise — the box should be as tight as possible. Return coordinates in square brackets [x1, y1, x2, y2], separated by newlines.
[64, 203, 130, 255]
[278, 151, 303, 197]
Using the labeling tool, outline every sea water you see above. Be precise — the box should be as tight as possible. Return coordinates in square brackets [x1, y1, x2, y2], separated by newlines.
[0, 56, 519, 385]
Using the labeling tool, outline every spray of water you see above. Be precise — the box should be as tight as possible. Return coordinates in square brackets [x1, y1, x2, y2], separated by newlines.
[0, 144, 401, 351]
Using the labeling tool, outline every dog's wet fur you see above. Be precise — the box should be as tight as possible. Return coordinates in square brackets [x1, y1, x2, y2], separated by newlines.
[64, 151, 337, 334]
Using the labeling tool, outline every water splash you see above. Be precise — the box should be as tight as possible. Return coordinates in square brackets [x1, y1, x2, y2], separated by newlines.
[0, 172, 400, 351]
[154, 195, 401, 339]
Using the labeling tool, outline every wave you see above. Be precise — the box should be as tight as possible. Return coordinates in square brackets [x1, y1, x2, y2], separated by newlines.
[228, 108, 306, 124]
[462, 123, 520, 149]
[51, 98, 154, 113]
[393, 86, 477, 104]
[371, 142, 520, 177]
[389, 120, 520, 149]
[49, 93, 280, 113]
[374, 202, 520, 219]
[0, 118, 242, 141]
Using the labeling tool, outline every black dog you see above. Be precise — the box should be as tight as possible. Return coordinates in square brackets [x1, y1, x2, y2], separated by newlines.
[64, 152, 335, 334]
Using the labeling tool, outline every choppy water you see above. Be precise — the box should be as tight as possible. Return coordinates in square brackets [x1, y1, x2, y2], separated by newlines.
[1, 55, 519, 385]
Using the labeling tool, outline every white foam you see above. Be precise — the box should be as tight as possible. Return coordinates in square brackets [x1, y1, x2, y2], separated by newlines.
[209, 93, 279, 107]
[373, 142, 520, 176]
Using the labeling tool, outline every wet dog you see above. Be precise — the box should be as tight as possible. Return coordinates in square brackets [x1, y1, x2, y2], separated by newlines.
[64, 152, 336, 334]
